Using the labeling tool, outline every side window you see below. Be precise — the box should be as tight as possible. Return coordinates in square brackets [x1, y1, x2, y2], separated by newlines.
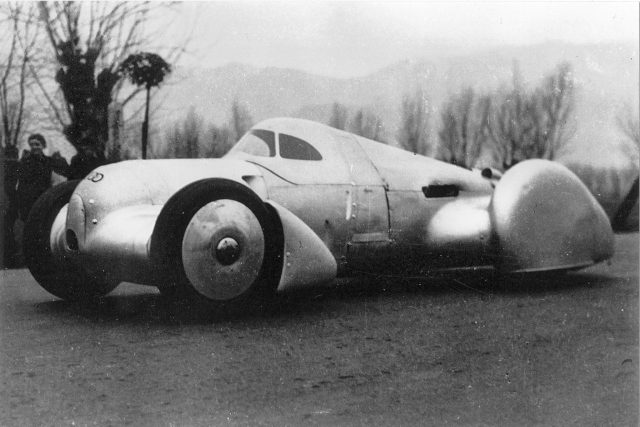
[279, 134, 322, 161]
[233, 129, 275, 157]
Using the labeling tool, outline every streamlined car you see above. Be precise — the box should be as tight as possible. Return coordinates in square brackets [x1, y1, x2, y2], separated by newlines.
[24, 118, 614, 309]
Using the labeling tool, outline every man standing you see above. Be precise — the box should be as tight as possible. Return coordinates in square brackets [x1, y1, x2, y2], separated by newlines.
[15, 134, 69, 221]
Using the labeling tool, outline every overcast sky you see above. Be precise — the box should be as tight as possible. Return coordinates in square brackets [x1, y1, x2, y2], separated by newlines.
[165, 1, 638, 78]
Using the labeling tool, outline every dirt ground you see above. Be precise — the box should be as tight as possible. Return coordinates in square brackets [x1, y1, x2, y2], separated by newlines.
[0, 233, 637, 426]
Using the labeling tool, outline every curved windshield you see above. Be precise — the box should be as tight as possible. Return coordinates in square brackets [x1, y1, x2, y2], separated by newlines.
[279, 133, 322, 161]
[232, 129, 275, 157]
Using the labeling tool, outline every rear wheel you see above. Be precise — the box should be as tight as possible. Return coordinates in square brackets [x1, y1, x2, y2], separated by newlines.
[150, 179, 283, 312]
[23, 181, 118, 300]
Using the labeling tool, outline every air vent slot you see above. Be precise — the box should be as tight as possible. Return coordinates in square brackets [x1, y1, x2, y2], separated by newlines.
[422, 184, 459, 198]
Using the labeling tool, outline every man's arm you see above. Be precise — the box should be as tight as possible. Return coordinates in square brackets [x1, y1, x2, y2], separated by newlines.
[50, 152, 71, 178]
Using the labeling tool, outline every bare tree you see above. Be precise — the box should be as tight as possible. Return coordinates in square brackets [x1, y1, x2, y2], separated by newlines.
[397, 88, 431, 155]
[525, 61, 575, 160]
[349, 108, 384, 142]
[328, 102, 348, 130]
[489, 61, 575, 169]
[437, 88, 491, 168]
[0, 3, 39, 154]
[203, 124, 235, 158]
[488, 62, 529, 169]
[180, 107, 203, 158]
[230, 99, 253, 141]
[162, 107, 203, 159]
[159, 100, 250, 160]
[33, 2, 183, 156]
[162, 124, 179, 159]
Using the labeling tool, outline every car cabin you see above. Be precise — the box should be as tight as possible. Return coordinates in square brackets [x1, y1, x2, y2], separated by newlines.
[226, 117, 382, 187]
[226, 117, 492, 194]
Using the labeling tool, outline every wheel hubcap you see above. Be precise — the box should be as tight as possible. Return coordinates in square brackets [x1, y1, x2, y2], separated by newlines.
[215, 237, 241, 265]
[182, 200, 265, 301]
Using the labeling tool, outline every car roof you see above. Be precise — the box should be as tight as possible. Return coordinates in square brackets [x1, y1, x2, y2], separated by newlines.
[241, 118, 380, 185]
[250, 117, 343, 152]
[244, 118, 491, 192]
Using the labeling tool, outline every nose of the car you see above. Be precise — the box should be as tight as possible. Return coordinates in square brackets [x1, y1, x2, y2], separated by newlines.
[66, 193, 86, 250]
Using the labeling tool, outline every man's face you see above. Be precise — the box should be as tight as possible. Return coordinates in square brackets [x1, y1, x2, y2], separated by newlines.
[28, 139, 44, 156]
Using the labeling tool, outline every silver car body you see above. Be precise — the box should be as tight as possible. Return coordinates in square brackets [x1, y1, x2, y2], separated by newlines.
[53, 118, 614, 294]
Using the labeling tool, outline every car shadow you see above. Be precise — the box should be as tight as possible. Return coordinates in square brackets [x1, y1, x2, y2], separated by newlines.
[31, 269, 617, 325]
[278, 269, 616, 309]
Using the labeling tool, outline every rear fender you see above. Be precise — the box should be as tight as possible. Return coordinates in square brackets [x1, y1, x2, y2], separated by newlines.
[490, 159, 614, 272]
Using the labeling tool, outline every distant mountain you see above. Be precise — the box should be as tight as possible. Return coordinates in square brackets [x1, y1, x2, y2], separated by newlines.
[154, 41, 638, 169]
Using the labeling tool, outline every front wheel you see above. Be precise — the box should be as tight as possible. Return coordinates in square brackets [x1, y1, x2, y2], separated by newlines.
[23, 180, 118, 300]
[150, 179, 283, 312]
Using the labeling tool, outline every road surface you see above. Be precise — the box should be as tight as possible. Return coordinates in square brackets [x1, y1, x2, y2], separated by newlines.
[1, 233, 637, 426]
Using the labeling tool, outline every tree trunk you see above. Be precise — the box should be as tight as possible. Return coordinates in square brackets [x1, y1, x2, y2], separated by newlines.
[142, 86, 150, 159]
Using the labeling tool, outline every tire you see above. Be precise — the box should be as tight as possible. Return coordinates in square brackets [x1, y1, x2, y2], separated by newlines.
[23, 180, 118, 300]
[150, 178, 283, 312]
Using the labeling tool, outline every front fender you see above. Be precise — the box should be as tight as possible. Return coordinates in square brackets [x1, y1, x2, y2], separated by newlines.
[82, 205, 162, 284]
[67, 159, 266, 254]
[265, 201, 337, 292]
[64, 159, 267, 285]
